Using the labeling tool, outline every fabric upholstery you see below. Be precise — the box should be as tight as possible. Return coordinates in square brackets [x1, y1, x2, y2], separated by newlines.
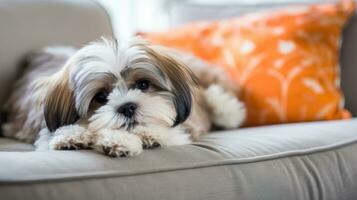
[341, 14, 357, 118]
[1, 119, 357, 200]
[0, 138, 33, 151]
[0, 0, 113, 107]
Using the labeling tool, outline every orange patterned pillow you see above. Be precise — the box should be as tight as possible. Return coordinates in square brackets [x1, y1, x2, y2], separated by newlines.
[142, 1, 355, 126]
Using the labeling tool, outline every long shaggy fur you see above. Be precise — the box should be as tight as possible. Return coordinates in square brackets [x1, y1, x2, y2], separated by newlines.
[2, 37, 246, 157]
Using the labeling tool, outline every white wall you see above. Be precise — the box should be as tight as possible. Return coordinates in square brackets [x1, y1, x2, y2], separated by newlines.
[97, 0, 337, 41]
[97, 0, 170, 41]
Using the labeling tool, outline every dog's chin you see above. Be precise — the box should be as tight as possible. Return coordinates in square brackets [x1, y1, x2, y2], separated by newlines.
[120, 116, 173, 133]
[121, 118, 139, 131]
[88, 114, 169, 133]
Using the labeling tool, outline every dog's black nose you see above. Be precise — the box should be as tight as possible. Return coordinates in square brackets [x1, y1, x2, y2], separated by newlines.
[117, 102, 137, 118]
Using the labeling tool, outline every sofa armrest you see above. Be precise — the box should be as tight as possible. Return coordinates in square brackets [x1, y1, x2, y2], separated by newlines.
[0, 0, 113, 106]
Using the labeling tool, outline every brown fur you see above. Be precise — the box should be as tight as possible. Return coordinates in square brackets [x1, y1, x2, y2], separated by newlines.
[144, 45, 199, 126]
[44, 70, 79, 132]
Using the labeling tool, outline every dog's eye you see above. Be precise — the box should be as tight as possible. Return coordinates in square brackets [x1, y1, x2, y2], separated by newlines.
[94, 90, 109, 104]
[135, 79, 150, 91]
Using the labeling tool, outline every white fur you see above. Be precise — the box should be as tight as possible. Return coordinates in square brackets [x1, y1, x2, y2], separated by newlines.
[88, 88, 176, 132]
[134, 125, 191, 147]
[204, 84, 246, 129]
[48, 125, 93, 150]
[94, 129, 143, 157]
[34, 128, 52, 151]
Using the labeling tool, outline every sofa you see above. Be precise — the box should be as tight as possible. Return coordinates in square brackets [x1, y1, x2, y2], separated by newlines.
[0, 0, 356, 200]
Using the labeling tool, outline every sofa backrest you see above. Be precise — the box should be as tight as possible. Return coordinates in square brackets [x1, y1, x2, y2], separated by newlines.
[169, 1, 357, 116]
[0, 0, 113, 107]
[340, 14, 357, 117]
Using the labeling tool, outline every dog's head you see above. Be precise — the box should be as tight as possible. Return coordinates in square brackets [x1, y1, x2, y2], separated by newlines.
[43, 38, 198, 132]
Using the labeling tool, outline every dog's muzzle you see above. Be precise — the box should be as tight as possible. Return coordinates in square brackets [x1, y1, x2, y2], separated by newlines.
[117, 102, 137, 118]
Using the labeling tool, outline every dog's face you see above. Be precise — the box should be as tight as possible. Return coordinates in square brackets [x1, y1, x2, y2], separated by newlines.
[44, 38, 198, 133]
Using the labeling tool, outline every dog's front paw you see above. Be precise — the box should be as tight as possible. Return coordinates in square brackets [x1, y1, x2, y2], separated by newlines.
[94, 129, 143, 158]
[49, 125, 93, 150]
[101, 144, 133, 157]
[139, 133, 161, 149]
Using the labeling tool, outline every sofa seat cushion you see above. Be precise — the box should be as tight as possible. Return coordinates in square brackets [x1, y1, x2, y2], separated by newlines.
[1, 119, 357, 200]
[0, 138, 34, 151]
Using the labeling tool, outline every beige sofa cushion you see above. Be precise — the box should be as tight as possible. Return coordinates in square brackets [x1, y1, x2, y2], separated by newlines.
[0, 138, 33, 151]
[1, 119, 357, 200]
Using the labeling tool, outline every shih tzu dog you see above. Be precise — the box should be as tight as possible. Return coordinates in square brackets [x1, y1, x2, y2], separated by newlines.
[2, 37, 246, 157]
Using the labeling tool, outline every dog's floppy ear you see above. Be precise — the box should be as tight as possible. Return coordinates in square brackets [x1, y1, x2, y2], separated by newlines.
[43, 70, 78, 132]
[146, 46, 199, 126]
